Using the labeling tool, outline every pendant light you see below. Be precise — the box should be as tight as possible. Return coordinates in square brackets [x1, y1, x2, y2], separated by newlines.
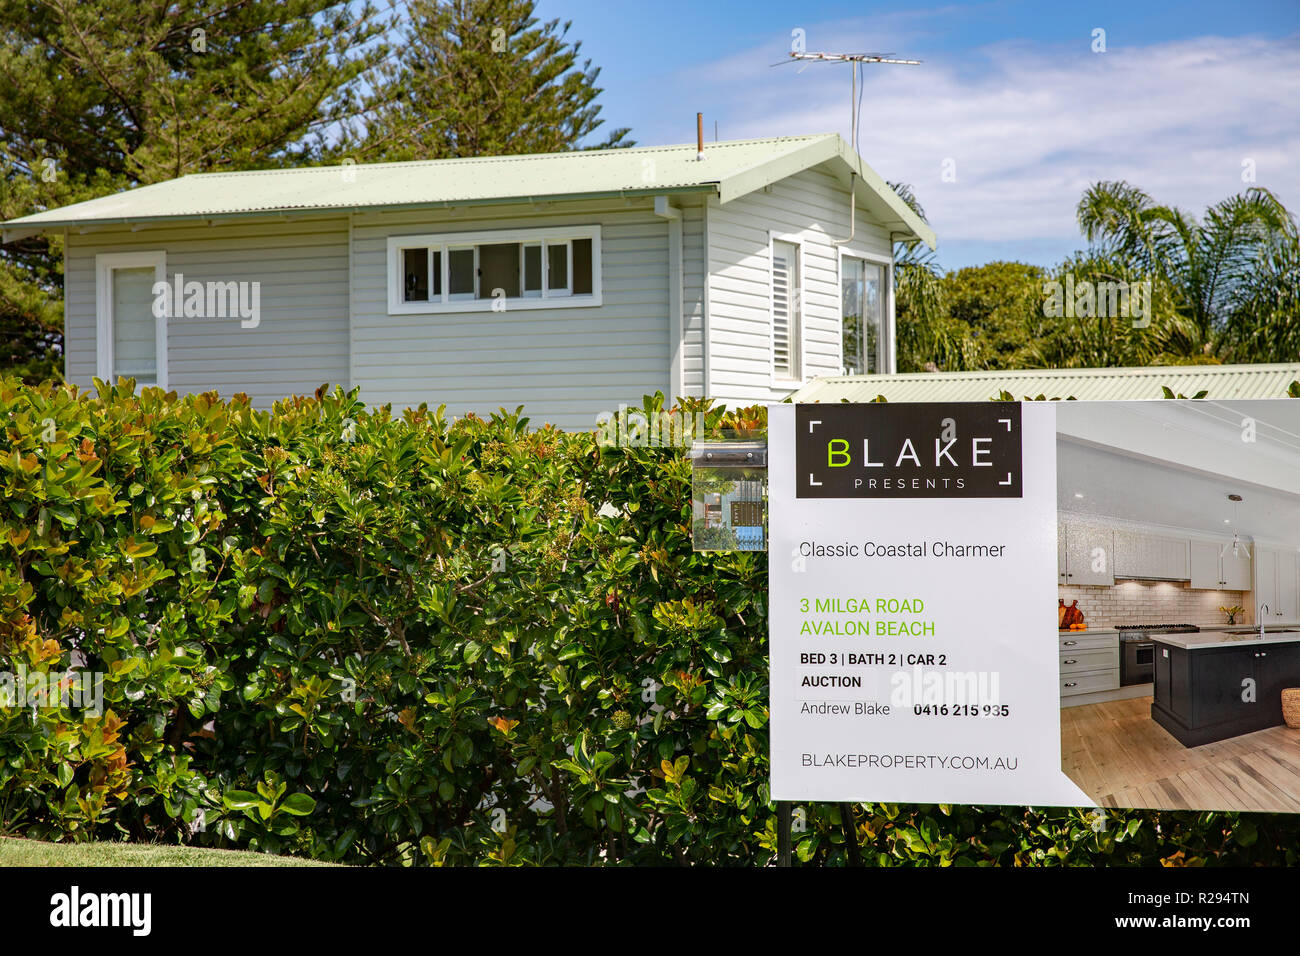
[1220, 494, 1251, 560]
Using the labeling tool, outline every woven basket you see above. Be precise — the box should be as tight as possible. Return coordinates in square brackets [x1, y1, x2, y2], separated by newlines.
[1284, 688, 1300, 730]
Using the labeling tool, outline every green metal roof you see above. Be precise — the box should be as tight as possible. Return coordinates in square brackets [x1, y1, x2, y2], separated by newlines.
[2, 134, 935, 248]
[791, 364, 1300, 403]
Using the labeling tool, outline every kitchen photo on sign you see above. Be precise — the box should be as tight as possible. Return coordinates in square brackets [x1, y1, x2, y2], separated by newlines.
[1056, 399, 1300, 814]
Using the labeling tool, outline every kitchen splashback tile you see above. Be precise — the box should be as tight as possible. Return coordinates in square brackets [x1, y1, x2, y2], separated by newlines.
[1058, 580, 1250, 628]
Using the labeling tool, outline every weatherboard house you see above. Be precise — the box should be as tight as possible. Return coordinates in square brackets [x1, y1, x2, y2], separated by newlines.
[2, 134, 932, 430]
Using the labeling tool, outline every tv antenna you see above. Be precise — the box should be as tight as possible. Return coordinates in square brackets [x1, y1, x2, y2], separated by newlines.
[773, 49, 921, 244]
[775, 50, 922, 156]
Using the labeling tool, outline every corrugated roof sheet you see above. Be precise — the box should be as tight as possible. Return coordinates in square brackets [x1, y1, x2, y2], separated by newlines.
[791, 364, 1300, 403]
[1, 134, 933, 247]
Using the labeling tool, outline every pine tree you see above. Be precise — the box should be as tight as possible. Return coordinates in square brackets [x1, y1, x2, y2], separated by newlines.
[0, 0, 390, 379]
[351, 0, 630, 162]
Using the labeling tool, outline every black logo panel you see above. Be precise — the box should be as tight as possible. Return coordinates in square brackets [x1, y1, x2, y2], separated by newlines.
[795, 403, 1023, 498]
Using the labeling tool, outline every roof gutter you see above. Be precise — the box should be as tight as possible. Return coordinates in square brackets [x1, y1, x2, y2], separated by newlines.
[2, 184, 720, 240]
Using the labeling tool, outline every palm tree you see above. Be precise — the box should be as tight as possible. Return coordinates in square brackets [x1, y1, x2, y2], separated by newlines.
[1076, 181, 1297, 356]
[1217, 215, 1300, 363]
[888, 182, 985, 372]
[1024, 251, 1196, 368]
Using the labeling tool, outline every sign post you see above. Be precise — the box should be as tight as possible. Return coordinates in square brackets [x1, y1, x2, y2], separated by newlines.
[768, 402, 1090, 809]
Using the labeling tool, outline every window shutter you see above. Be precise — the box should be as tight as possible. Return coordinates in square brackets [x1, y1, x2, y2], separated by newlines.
[772, 240, 801, 379]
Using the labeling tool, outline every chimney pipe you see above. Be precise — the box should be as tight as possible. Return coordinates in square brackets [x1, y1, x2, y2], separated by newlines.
[697, 113, 704, 161]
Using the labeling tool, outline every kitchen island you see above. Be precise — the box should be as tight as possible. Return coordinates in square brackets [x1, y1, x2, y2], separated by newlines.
[1151, 629, 1300, 746]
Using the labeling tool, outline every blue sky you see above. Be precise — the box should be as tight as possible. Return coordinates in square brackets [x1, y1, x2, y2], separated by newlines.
[534, 0, 1300, 270]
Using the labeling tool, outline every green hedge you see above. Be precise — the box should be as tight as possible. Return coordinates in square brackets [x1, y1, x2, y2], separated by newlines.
[1, 377, 1296, 865]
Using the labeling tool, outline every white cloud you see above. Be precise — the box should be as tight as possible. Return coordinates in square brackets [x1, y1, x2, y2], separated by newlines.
[652, 23, 1300, 253]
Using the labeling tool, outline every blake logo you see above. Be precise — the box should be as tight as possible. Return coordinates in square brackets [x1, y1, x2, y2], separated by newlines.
[49, 886, 151, 936]
[795, 403, 1023, 499]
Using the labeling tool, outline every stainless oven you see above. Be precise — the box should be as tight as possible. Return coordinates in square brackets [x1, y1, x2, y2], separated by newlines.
[1117, 625, 1199, 686]
[1120, 637, 1155, 685]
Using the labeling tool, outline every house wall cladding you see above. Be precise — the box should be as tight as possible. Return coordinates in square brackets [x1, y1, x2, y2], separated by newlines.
[63, 164, 894, 428]
[350, 199, 674, 432]
[704, 163, 893, 406]
[64, 219, 351, 408]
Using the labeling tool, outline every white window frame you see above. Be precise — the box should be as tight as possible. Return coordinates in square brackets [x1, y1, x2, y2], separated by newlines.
[546, 238, 573, 297]
[95, 251, 168, 389]
[401, 246, 440, 302]
[387, 225, 601, 314]
[768, 232, 806, 387]
[837, 247, 893, 377]
[521, 241, 543, 298]
[446, 245, 478, 301]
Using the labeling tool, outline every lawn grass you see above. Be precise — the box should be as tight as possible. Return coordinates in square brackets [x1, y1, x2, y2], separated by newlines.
[0, 836, 337, 867]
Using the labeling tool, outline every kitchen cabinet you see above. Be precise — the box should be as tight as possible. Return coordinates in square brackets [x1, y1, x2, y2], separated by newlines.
[1059, 631, 1119, 699]
[1059, 517, 1114, 586]
[1060, 647, 1118, 671]
[1189, 541, 1219, 588]
[1198, 645, 1297, 728]
[1060, 670, 1121, 697]
[1280, 550, 1299, 619]
[1057, 523, 1067, 584]
[1187, 646, 1259, 727]
[1058, 632, 1118, 653]
[1260, 642, 1300, 724]
[1254, 546, 1299, 620]
[1189, 539, 1252, 590]
[1158, 536, 1190, 579]
[1152, 637, 1300, 745]
[1256, 547, 1276, 613]
[1112, 529, 1142, 577]
[1223, 549, 1252, 590]
[1113, 529, 1189, 580]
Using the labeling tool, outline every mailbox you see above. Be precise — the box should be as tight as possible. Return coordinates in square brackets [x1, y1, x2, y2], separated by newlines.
[689, 441, 767, 552]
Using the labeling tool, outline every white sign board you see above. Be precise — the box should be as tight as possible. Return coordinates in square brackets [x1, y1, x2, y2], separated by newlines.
[768, 402, 1090, 806]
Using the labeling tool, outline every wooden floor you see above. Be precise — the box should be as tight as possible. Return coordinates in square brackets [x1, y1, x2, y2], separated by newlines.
[1061, 696, 1300, 811]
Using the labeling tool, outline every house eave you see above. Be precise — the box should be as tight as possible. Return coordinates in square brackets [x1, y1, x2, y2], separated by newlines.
[714, 135, 937, 251]
[2, 184, 719, 240]
[716, 137, 841, 204]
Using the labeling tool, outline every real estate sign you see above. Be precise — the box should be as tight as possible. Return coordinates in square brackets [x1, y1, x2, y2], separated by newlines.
[768, 402, 1090, 806]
